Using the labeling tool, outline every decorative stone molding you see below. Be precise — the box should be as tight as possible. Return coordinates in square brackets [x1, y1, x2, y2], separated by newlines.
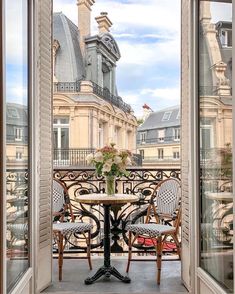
[100, 33, 121, 60]
[80, 80, 93, 92]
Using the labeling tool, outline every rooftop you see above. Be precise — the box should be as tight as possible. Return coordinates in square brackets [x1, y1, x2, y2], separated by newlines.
[138, 106, 180, 131]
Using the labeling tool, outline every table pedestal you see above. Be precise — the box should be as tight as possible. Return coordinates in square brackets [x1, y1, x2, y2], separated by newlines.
[85, 204, 131, 284]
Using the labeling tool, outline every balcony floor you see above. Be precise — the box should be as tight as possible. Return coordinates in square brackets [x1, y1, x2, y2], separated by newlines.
[43, 257, 188, 294]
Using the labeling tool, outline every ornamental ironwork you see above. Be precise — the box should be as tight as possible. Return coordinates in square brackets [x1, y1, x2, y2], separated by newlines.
[53, 167, 181, 255]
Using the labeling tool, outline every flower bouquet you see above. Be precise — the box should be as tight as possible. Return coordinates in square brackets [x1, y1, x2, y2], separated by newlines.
[86, 143, 132, 196]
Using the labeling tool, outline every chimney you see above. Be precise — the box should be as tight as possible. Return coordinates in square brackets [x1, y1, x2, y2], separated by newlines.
[95, 12, 112, 34]
[142, 104, 153, 121]
[77, 0, 95, 55]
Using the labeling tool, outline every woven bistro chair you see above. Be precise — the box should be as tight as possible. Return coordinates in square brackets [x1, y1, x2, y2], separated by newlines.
[126, 178, 181, 284]
[52, 179, 93, 281]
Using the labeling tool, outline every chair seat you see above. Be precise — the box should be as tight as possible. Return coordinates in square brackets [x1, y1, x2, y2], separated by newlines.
[53, 222, 93, 235]
[127, 223, 175, 237]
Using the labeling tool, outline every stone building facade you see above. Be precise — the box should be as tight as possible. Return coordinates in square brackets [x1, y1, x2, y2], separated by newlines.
[137, 106, 180, 168]
[53, 1, 137, 166]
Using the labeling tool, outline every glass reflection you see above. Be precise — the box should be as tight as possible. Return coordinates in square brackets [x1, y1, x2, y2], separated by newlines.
[199, 1, 233, 292]
[5, 0, 29, 292]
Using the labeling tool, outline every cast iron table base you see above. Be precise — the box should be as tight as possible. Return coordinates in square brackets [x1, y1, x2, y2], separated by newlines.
[84, 204, 131, 284]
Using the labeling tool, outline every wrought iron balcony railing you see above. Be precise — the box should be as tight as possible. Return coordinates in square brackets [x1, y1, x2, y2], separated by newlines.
[53, 167, 181, 255]
[91, 82, 132, 113]
[53, 148, 142, 167]
[53, 80, 132, 113]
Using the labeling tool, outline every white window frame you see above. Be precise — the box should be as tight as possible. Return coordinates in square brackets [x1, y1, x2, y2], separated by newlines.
[140, 132, 146, 144]
[158, 129, 165, 142]
[15, 127, 23, 141]
[174, 128, 180, 141]
[98, 122, 104, 148]
[220, 28, 232, 47]
[16, 150, 23, 161]
[53, 117, 69, 149]
[162, 111, 172, 121]
[158, 148, 164, 159]
[173, 151, 180, 159]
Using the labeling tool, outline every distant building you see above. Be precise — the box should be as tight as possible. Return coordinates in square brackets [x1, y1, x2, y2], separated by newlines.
[53, 1, 137, 166]
[6, 103, 28, 169]
[137, 106, 180, 168]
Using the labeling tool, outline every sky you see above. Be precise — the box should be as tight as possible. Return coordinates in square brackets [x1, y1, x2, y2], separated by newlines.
[5, 1, 232, 115]
[53, 0, 181, 117]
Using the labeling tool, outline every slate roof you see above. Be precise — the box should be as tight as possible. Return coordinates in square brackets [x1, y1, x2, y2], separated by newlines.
[6, 103, 28, 126]
[138, 106, 180, 131]
[53, 12, 85, 82]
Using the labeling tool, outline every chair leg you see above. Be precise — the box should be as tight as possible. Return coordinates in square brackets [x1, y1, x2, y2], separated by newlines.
[156, 235, 162, 285]
[171, 233, 181, 259]
[126, 231, 132, 273]
[58, 233, 64, 281]
[87, 230, 92, 270]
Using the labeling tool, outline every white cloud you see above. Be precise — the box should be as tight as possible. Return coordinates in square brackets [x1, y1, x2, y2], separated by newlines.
[120, 86, 180, 117]
[5, 1, 27, 64]
[53, 0, 181, 114]
[117, 38, 180, 66]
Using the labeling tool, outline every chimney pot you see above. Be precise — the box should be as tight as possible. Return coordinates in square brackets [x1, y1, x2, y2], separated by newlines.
[95, 12, 112, 34]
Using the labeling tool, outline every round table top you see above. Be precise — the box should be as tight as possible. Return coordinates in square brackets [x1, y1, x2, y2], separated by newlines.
[75, 193, 139, 205]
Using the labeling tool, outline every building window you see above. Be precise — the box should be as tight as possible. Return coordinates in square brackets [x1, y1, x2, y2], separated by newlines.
[199, 1, 233, 292]
[162, 111, 172, 121]
[158, 148, 164, 159]
[219, 29, 232, 47]
[7, 107, 19, 118]
[114, 126, 120, 146]
[173, 151, 180, 159]
[15, 127, 23, 141]
[140, 132, 146, 143]
[53, 117, 69, 161]
[16, 150, 23, 160]
[174, 128, 180, 141]
[139, 149, 144, 159]
[158, 129, 165, 142]
[98, 123, 104, 148]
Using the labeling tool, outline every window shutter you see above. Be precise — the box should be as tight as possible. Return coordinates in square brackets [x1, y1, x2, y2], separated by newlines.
[36, 0, 53, 292]
[181, 0, 191, 291]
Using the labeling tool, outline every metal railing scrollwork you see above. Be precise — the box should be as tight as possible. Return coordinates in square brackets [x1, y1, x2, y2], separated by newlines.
[53, 167, 181, 255]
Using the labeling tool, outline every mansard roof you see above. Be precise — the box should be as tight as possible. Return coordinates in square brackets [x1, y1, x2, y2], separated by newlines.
[53, 12, 85, 82]
[6, 103, 28, 125]
[138, 106, 180, 131]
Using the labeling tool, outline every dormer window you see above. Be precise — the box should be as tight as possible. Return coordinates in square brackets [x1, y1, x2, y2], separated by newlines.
[219, 29, 232, 47]
[7, 107, 19, 118]
[158, 129, 165, 142]
[162, 111, 172, 121]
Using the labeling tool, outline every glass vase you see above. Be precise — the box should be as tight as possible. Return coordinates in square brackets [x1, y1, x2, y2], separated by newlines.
[105, 175, 116, 196]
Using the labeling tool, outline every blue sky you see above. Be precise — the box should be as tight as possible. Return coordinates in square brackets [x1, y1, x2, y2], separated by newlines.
[53, 0, 181, 116]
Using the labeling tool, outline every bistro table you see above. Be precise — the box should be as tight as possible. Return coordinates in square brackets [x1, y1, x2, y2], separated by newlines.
[75, 193, 139, 285]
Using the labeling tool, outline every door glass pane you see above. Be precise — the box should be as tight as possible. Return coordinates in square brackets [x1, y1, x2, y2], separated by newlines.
[5, 0, 29, 291]
[199, 1, 233, 292]
[61, 128, 69, 160]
